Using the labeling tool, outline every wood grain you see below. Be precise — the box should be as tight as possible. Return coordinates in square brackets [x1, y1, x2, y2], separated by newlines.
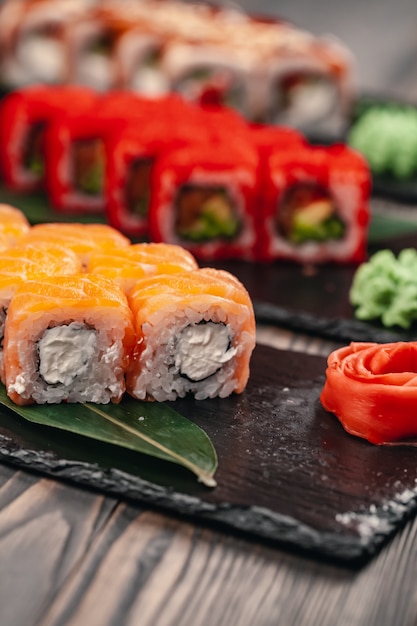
[0, 465, 118, 626]
[0, 478, 410, 626]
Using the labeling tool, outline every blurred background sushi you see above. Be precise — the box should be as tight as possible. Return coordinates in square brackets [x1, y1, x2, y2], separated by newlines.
[0, 0, 356, 136]
[0, 0, 417, 263]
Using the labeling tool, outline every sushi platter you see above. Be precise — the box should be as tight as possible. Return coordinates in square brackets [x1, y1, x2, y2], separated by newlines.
[1, 0, 417, 569]
[0, 193, 414, 565]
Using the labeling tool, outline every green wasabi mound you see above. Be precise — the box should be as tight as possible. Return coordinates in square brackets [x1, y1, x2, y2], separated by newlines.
[348, 106, 417, 179]
[350, 248, 417, 328]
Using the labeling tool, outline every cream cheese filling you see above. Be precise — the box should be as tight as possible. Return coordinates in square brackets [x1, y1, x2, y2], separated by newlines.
[37, 322, 97, 386]
[175, 321, 236, 382]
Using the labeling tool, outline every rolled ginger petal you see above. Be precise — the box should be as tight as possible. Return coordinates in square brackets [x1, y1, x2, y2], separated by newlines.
[320, 341, 417, 444]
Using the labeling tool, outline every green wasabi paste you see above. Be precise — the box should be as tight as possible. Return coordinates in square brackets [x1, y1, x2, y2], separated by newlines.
[348, 106, 417, 179]
[350, 248, 417, 328]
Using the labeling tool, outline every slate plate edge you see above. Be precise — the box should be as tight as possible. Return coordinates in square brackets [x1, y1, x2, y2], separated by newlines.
[253, 301, 414, 344]
[0, 429, 407, 566]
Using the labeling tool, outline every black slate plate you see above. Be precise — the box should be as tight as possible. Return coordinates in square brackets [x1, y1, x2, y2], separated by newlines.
[1, 344, 417, 566]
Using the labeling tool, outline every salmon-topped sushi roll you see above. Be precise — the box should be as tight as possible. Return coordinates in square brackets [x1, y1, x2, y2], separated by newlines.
[0, 242, 81, 382]
[88, 242, 198, 294]
[4, 274, 135, 405]
[0, 235, 14, 253]
[0, 204, 31, 246]
[21, 222, 131, 268]
[126, 267, 256, 401]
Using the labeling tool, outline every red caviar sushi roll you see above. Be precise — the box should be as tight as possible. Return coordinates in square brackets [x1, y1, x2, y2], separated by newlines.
[104, 94, 202, 237]
[248, 123, 305, 161]
[126, 268, 256, 401]
[0, 84, 99, 193]
[248, 123, 305, 204]
[44, 91, 165, 214]
[104, 98, 248, 238]
[148, 133, 260, 261]
[4, 274, 135, 405]
[258, 142, 371, 264]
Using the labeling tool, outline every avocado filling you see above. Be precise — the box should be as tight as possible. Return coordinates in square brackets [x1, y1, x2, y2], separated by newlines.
[277, 182, 345, 245]
[125, 157, 154, 217]
[23, 121, 46, 177]
[37, 322, 98, 386]
[72, 138, 105, 195]
[175, 184, 240, 242]
[175, 321, 236, 382]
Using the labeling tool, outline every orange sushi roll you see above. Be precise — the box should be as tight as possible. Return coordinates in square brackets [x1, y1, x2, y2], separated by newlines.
[0, 235, 13, 253]
[126, 267, 256, 401]
[87, 242, 198, 294]
[0, 242, 82, 382]
[20, 222, 131, 267]
[4, 274, 135, 405]
[0, 204, 31, 246]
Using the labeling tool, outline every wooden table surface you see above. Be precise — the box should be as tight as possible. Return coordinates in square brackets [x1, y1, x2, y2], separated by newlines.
[2, 1, 417, 625]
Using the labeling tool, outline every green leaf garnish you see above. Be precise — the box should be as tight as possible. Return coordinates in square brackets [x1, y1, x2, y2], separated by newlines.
[0, 386, 218, 487]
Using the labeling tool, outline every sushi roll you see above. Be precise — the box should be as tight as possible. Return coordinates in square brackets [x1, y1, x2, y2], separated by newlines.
[160, 40, 255, 118]
[104, 96, 246, 238]
[91, 0, 216, 95]
[258, 142, 371, 264]
[0, 242, 82, 382]
[126, 267, 256, 401]
[104, 93, 199, 237]
[21, 222, 131, 268]
[44, 91, 158, 214]
[248, 124, 305, 197]
[148, 131, 260, 261]
[248, 123, 305, 161]
[4, 274, 135, 405]
[0, 85, 99, 193]
[0, 204, 31, 246]
[87, 242, 198, 294]
[0, 0, 87, 88]
[111, 28, 169, 96]
[261, 23, 354, 135]
[63, 4, 139, 92]
[0, 0, 355, 133]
